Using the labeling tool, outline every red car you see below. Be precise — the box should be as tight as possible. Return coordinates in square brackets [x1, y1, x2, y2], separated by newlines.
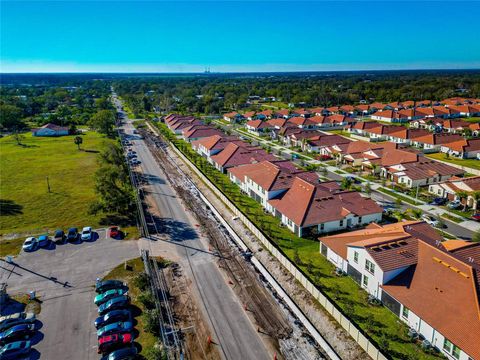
[108, 226, 120, 238]
[98, 332, 133, 354]
[472, 214, 480, 222]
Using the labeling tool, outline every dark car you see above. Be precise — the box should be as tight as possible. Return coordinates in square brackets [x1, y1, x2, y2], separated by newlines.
[100, 346, 137, 360]
[472, 214, 480, 222]
[94, 310, 132, 329]
[98, 296, 130, 315]
[0, 324, 35, 345]
[67, 227, 78, 242]
[95, 280, 128, 294]
[429, 197, 447, 206]
[98, 332, 133, 354]
[53, 229, 65, 244]
[0, 340, 31, 360]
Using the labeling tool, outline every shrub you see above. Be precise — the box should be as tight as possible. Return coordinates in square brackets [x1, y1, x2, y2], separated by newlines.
[143, 308, 160, 336]
[134, 272, 150, 292]
[138, 290, 156, 310]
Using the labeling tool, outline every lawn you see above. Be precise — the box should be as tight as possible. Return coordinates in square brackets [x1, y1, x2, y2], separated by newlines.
[153, 121, 442, 360]
[328, 129, 353, 138]
[426, 152, 480, 171]
[0, 132, 114, 237]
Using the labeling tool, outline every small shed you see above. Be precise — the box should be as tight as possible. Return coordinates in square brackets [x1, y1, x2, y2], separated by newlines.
[32, 123, 69, 137]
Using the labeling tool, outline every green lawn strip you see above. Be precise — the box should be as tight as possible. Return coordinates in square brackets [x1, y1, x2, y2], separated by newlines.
[327, 130, 353, 138]
[377, 188, 418, 205]
[440, 213, 463, 223]
[0, 238, 24, 257]
[463, 117, 480, 123]
[103, 257, 156, 356]
[152, 122, 440, 360]
[426, 153, 480, 171]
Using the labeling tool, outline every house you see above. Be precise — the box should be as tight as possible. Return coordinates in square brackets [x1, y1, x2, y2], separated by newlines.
[354, 104, 371, 116]
[170, 119, 203, 134]
[267, 118, 289, 129]
[32, 123, 69, 137]
[165, 114, 195, 128]
[447, 104, 480, 117]
[339, 105, 355, 116]
[228, 160, 319, 211]
[210, 143, 276, 173]
[364, 124, 399, 141]
[245, 120, 274, 135]
[428, 175, 480, 208]
[319, 221, 480, 360]
[257, 109, 273, 119]
[182, 126, 224, 142]
[338, 141, 387, 166]
[410, 133, 464, 151]
[382, 159, 464, 188]
[304, 134, 352, 153]
[268, 177, 382, 237]
[440, 119, 479, 134]
[348, 121, 384, 137]
[275, 109, 290, 119]
[191, 135, 246, 161]
[287, 116, 318, 129]
[280, 128, 319, 147]
[387, 128, 430, 145]
[223, 112, 244, 123]
[440, 138, 480, 158]
[243, 111, 257, 121]
[361, 146, 420, 173]
[370, 110, 408, 123]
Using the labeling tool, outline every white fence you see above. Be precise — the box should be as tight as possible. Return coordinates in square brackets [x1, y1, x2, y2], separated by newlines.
[149, 122, 389, 360]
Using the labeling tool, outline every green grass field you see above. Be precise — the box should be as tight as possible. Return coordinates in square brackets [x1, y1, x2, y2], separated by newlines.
[426, 152, 480, 171]
[0, 132, 114, 237]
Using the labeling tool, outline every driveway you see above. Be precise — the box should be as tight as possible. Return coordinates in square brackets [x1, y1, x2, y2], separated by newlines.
[0, 229, 138, 360]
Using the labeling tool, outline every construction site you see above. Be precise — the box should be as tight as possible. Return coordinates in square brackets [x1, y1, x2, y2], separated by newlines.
[123, 124, 329, 360]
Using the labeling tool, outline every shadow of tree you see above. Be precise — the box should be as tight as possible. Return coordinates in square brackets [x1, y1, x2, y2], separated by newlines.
[0, 199, 23, 216]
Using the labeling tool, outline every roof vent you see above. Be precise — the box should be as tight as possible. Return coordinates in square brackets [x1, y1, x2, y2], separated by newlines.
[468, 257, 474, 263]
[435, 240, 442, 247]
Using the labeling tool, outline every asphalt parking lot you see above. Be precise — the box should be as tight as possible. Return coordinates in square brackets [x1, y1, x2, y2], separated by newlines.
[0, 229, 139, 360]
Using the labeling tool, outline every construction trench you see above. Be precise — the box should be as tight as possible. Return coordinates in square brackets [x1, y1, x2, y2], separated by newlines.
[136, 127, 328, 360]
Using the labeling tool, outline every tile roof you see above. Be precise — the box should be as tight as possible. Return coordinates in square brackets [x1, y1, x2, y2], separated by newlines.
[210, 143, 276, 168]
[268, 178, 382, 227]
[445, 138, 480, 153]
[246, 119, 273, 130]
[34, 123, 69, 132]
[182, 126, 224, 140]
[307, 134, 352, 148]
[267, 118, 289, 128]
[390, 159, 464, 180]
[382, 241, 480, 360]
[411, 133, 463, 145]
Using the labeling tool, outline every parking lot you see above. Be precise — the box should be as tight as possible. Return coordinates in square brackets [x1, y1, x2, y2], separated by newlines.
[0, 229, 139, 360]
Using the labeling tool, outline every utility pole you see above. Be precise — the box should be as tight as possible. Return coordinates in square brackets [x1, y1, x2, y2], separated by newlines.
[46, 176, 51, 193]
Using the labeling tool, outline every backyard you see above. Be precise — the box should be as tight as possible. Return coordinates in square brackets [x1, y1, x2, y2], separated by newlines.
[0, 132, 138, 239]
[154, 121, 443, 360]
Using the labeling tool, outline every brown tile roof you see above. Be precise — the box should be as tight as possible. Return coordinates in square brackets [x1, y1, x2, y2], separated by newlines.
[246, 119, 273, 130]
[391, 159, 464, 180]
[411, 133, 463, 145]
[382, 241, 480, 360]
[243, 111, 256, 118]
[210, 143, 276, 168]
[192, 135, 246, 152]
[171, 119, 203, 131]
[267, 118, 288, 128]
[369, 102, 386, 110]
[269, 178, 381, 227]
[224, 112, 241, 118]
[275, 109, 290, 117]
[368, 124, 399, 135]
[182, 126, 224, 140]
[388, 128, 430, 140]
[445, 138, 480, 153]
[307, 134, 352, 148]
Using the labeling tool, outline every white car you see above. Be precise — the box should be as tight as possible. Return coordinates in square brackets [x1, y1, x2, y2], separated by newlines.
[81, 227, 93, 241]
[22, 237, 38, 252]
[422, 215, 440, 227]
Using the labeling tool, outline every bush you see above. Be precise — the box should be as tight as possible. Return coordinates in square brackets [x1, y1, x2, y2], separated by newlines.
[134, 272, 150, 292]
[143, 344, 166, 360]
[143, 308, 160, 336]
[138, 290, 156, 310]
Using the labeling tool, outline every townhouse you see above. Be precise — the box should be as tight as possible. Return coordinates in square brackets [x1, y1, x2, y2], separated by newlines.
[440, 138, 480, 159]
[386, 128, 430, 145]
[303, 134, 352, 153]
[191, 135, 246, 161]
[245, 119, 274, 135]
[268, 177, 382, 237]
[209, 142, 276, 173]
[182, 125, 224, 142]
[428, 175, 480, 208]
[319, 221, 480, 360]
[382, 159, 464, 188]
[410, 133, 464, 151]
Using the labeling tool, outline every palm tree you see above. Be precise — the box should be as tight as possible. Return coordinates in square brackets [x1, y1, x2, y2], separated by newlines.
[74, 136, 83, 150]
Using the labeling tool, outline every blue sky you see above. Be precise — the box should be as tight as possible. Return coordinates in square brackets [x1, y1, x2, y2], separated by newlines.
[1, 1, 480, 72]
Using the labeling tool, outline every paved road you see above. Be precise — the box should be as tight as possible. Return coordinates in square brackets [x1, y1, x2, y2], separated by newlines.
[0, 230, 138, 360]
[120, 118, 271, 359]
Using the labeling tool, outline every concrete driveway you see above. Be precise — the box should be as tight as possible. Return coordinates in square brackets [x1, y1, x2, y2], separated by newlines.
[0, 229, 139, 360]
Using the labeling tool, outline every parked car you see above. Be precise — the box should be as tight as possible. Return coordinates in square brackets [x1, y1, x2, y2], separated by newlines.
[429, 197, 447, 206]
[81, 226, 93, 241]
[108, 226, 120, 238]
[37, 234, 50, 248]
[94, 310, 131, 329]
[472, 214, 480, 222]
[53, 229, 66, 244]
[98, 296, 130, 315]
[98, 332, 133, 354]
[0, 340, 31, 360]
[95, 280, 128, 294]
[100, 346, 138, 360]
[422, 215, 440, 228]
[67, 227, 78, 242]
[97, 321, 133, 338]
[0, 314, 35, 332]
[94, 289, 128, 306]
[0, 324, 35, 345]
[448, 200, 462, 209]
[22, 237, 38, 252]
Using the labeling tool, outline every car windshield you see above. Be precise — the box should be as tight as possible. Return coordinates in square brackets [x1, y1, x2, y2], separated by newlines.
[24, 239, 32, 244]
[82, 230, 90, 234]
[68, 229, 76, 234]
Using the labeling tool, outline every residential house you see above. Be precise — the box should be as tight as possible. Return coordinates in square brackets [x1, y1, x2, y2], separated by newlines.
[287, 116, 318, 129]
[268, 177, 382, 237]
[387, 128, 430, 145]
[223, 112, 244, 123]
[275, 109, 290, 119]
[382, 159, 464, 188]
[170, 119, 203, 134]
[31, 123, 69, 137]
[210, 142, 276, 173]
[191, 135, 246, 161]
[428, 175, 480, 208]
[440, 138, 480, 158]
[410, 133, 464, 151]
[245, 119, 274, 135]
[182, 125, 224, 142]
[303, 134, 352, 153]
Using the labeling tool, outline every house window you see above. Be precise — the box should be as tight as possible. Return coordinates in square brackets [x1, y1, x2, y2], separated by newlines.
[320, 224, 324, 230]
[339, 220, 344, 227]
[402, 306, 409, 318]
[365, 259, 375, 275]
[443, 339, 452, 353]
[452, 346, 461, 360]
[358, 216, 362, 223]
[362, 276, 368, 288]
[353, 251, 359, 263]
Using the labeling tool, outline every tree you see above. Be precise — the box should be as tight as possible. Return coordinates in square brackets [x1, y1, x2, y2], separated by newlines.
[0, 105, 23, 130]
[472, 191, 480, 211]
[12, 129, 25, 145]
[74, 136, 83, 150]
[341, 177, 352, 190]
[88, 110, 116, 136]
[364, 182, 372, 195]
